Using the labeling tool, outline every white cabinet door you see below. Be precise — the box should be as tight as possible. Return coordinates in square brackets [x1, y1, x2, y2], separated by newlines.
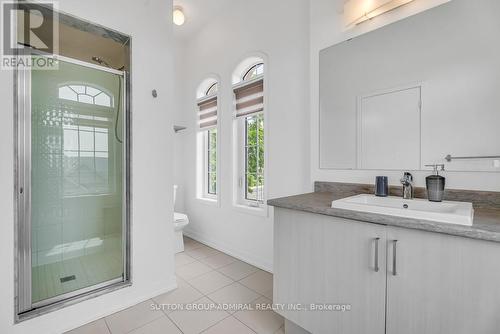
[274, 208, 386, 334]
[386, 227, 500, 334]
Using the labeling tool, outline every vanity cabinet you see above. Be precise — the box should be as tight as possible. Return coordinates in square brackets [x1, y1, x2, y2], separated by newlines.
[274, 208, 387, 334]
[386, 227, 500, 334]
[274, 208, 500, 334]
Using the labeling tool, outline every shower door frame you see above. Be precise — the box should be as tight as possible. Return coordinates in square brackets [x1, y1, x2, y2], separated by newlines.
[15, 52, 132, 321]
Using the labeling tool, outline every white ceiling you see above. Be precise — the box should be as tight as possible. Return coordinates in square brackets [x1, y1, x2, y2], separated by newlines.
[173, 0, 241, 41]
[172, 0, 349, 41]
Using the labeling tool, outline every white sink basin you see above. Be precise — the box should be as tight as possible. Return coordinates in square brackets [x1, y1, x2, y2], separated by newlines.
[331, 194, 474, 226]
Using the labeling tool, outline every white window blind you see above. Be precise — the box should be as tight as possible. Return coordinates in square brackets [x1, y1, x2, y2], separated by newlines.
[197, 95, 218, 130]
[234, 76, 264, 118]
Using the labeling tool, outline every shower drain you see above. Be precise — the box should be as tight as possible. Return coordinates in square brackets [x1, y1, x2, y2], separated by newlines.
[60, 275, 76, 283]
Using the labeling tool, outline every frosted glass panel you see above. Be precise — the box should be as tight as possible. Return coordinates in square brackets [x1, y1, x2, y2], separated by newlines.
[30, 57, 124, 303]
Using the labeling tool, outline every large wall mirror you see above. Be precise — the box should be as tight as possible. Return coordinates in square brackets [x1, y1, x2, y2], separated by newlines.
[319, 0, 500, 172]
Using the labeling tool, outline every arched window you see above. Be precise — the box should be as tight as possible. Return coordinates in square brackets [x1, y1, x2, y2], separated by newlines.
[196, 78, 219, 200]
[58, 84, 113, 107]
[242, 63, 264, 81]
[58, 83, 116, 196]
[205, 82, 218, 96]
[233, 58, 265, 207]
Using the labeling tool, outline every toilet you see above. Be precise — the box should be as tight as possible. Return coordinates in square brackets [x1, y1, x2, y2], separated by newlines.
[173, 185, 189, 253]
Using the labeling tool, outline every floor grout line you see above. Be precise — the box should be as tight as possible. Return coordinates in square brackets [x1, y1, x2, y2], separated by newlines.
[183, 266, 260, 299]
[165, 311, 186, 334]
[120, 299, 165, 334]
[177, 252, 259, 283]
[213, 262, 259, 280]
[174, 254, 197, 268]
[167, 294, 233, 334]
[198, 256, 238, 270]
[232, 315, 258, 334]
[183, 238, 260, 275]
[175, 261, 215, 281]
[183, 273, 234, 296]
[198, 315, 249, 334]
[235, 271, 275, 300]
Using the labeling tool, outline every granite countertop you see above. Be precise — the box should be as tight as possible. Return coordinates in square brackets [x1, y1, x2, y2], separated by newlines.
[268, 191, 500, 243]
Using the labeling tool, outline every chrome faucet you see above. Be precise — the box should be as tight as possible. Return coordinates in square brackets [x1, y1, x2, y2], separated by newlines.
[400, 172, 414, 200]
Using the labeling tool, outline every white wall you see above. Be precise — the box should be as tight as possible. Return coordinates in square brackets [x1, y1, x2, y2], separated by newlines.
[174, 0, 310, 272]
[310, 0, 500, 192]
[0, 0, 176, 333]
[174, 43, 188, 214]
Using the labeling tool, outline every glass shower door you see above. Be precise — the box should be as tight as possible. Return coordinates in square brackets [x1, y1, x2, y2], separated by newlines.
[19, 55, 128, 310]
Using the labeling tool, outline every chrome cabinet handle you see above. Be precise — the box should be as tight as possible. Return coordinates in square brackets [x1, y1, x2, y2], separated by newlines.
[392, 240, 398, 276]
[374, 238, 380, 272]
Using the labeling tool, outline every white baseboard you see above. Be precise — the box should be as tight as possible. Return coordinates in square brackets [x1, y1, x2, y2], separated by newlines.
[61, 277, 178, 333]
[184, 229, 273, 273]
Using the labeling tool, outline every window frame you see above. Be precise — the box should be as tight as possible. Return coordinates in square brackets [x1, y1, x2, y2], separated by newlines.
[59, 84, 114, 108]
[205, 82, 218, 96]
[58, 85, 117, 198]
[233, 62, 267, 213]
[242, 63, 264, 82]
[203, 128, 218, 199]
[196, 80, 220, 205]
[62, 116, 115, 197]
[243, 113, 264, 203]
[235, 114, 267, 211]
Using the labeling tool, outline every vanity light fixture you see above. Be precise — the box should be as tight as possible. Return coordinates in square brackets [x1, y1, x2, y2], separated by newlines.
[344, 0, 415, 28]
[173, 6, 185, 26]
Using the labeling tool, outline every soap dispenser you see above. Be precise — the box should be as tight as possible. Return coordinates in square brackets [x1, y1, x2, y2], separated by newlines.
[425, 164, 446, 202]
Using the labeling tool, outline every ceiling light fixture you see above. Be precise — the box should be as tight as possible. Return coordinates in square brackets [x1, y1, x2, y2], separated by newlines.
[344, 0, 415, 28]
[173, 6, 185, 26]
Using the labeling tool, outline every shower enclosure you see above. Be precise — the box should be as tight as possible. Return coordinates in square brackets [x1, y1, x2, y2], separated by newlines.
[15, 9, 131, 320]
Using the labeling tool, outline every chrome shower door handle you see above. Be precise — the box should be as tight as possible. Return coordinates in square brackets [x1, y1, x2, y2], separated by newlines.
[374, 237, 380, 272]
[392, 240, 398, 276]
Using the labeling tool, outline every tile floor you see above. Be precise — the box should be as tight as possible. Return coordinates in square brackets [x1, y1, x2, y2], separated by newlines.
[67, 237, 284, 334]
